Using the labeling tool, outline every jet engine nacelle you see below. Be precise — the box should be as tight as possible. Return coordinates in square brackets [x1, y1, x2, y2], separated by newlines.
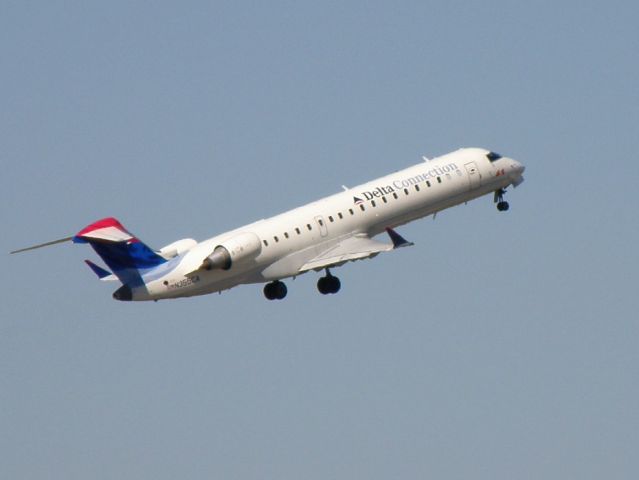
[201, 232, 262, 271]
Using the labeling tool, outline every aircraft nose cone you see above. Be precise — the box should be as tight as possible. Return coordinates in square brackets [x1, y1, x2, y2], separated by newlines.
[113, 285, 132, 301]
[507, 159, 526, 187]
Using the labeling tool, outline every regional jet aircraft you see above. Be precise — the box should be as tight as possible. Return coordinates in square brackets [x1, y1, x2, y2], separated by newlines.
[11, 148, 525, 301]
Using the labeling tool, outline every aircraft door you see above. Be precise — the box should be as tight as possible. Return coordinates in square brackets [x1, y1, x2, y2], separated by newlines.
[315, 216, 328, 237]
[464, 161, 481, 190]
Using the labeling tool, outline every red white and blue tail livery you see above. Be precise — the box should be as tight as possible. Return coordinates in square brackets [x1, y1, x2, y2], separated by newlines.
[11, 148, 525, 301]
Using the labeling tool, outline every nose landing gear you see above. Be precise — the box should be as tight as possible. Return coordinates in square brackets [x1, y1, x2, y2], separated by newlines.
[264, 280, 287, 300]
[494, 188, 510, 211]
[317, 269, 341, 295]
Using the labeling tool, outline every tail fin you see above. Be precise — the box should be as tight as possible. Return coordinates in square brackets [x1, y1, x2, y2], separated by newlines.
[73, 217, 166, 286]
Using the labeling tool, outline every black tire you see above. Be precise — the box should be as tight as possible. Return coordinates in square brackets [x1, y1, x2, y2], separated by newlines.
[327, 276, 341, 294]
[263, 283, 276, 300]
[317, 277, 330, 295]
[497, 201, 509, 211]
[318, 275, 341, 295]
[274, 281, 287, 300]
[264, 281, 287, 300]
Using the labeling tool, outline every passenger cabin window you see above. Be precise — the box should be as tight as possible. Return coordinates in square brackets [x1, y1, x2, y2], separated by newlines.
[382, 197, 387, 203]
[263, 240, 268, 247]
[349, 209, 354, 215]
[318, 219, 324, 226]
[437, 177, 442, 183]
[274, 236, 279, 242]
[426, 181, 431, 187]
[393, 192, 399, 199]
[284, 232, 289, 239]
[295, 227, 301, 234]
[307, 224, 312, 231]
[415, 185, 420, 192]
[360, 204, 365, 211]
[371, 200, 376, 207]
[328, 216, 334, 222]
[338, 212, 343, 219]
[404, 188, 409, 195]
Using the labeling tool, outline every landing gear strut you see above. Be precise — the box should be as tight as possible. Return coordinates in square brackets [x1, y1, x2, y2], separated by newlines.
[494, 188, 510, 211]
[264, 280, 287, 300]
[317, 269, 341, 295]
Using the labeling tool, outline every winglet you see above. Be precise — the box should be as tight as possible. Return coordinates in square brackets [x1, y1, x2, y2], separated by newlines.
[84, 259, 114, 280]
[385, 228, 414, 248]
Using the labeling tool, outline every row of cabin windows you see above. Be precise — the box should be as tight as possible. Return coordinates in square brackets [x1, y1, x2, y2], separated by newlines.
[262, 173, 455, 247]
[265, 223, 314, 246]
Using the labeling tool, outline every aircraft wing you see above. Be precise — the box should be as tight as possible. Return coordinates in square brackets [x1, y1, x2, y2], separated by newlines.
[299, 228, 413, 273]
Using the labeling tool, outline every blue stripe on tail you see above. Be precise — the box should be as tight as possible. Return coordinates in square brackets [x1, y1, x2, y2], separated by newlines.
[74, 237, 167, 286]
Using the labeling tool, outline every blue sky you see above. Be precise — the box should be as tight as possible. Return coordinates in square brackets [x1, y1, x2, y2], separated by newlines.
[2, 1, 638, 478]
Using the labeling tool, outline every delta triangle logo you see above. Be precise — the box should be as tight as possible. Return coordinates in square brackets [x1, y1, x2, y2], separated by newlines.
[353, 196, 364, 204]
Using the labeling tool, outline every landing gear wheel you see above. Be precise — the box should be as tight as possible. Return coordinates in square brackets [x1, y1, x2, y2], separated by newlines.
[264, 280, 287, 300]
[317, 277, 332, 295]
[263, 283, 276, 300]
[329, 276, 341, 293]
[317, 270, 341, 295]
[494, 188, 510, 212]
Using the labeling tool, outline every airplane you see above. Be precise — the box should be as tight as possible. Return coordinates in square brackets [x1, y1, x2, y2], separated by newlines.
[10, 147, 525, 301]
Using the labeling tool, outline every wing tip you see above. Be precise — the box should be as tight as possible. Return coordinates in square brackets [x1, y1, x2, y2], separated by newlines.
[385, 228, 414, 248]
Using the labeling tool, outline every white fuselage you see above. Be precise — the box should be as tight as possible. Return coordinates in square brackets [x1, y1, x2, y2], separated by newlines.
[134, 148, 525, 300]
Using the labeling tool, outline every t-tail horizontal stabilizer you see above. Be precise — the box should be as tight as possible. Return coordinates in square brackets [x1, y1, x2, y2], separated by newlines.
[11, 217, 166, 287]
[10, 236, 73, 254]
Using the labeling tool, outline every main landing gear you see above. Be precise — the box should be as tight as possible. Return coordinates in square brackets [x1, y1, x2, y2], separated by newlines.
[263, 269, 342, 300]
[317, 269, 341, 295]
[263, 280, 287, 300]
[494, 188, 510, 212]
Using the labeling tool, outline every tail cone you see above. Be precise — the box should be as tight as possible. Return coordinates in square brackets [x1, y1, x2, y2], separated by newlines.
[113, 285, 132, 301]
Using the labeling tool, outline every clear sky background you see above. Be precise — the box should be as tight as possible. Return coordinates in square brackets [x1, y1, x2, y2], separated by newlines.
[2, 1, 638, 478]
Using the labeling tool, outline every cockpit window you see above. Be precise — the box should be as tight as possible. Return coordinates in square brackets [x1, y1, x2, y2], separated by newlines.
[487, 151, 502, 162]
